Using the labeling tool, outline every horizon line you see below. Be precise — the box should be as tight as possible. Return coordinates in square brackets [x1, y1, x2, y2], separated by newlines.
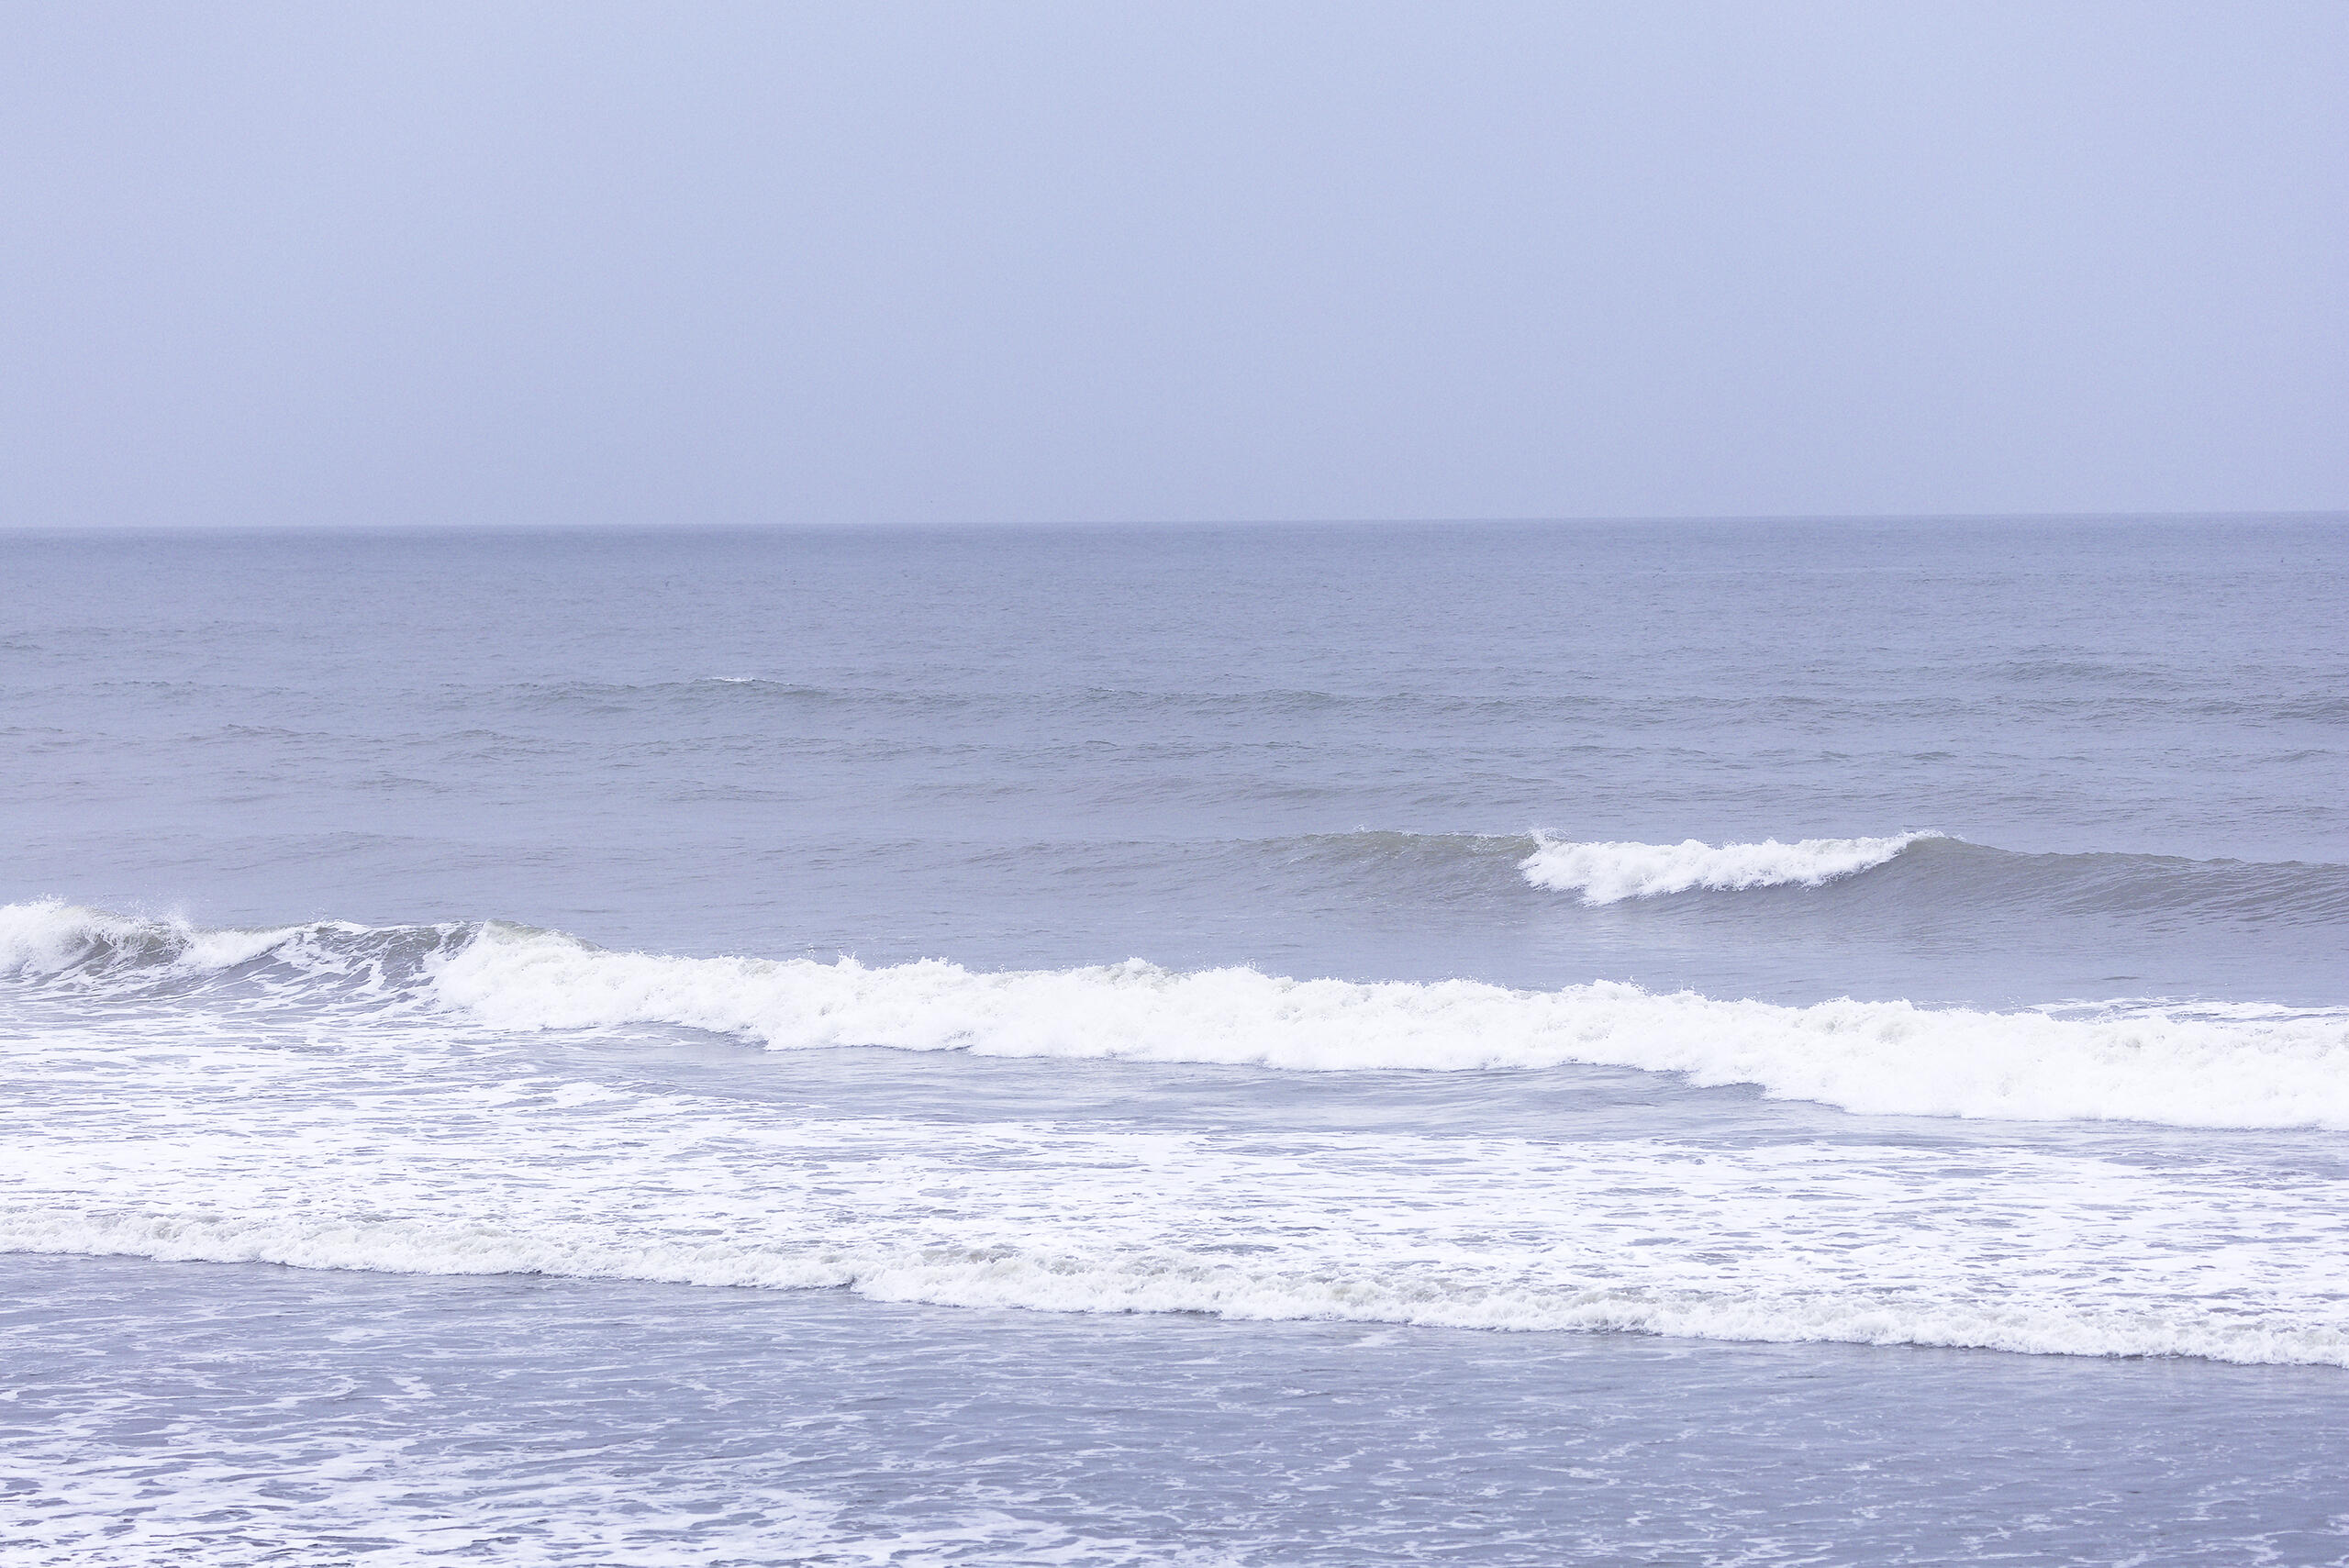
[5, 507, 2347, 535]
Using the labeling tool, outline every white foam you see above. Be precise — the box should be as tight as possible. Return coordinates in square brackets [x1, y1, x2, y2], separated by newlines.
[9, 951, 2349, 1365]
[5, 1077, 2346, 1368]
[0, 899, 167, 975]
[1519, 833, 1934, 903]
[11, 902, 2349, 1363]
[429, 925, 2349, 1129]
[8, 1209, 2342, 1368]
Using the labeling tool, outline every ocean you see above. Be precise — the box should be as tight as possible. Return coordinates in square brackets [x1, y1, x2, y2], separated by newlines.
[3, 517, 2345, 1563]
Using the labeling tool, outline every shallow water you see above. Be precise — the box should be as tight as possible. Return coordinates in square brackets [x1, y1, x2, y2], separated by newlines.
[8, 1254, 2348, 1567]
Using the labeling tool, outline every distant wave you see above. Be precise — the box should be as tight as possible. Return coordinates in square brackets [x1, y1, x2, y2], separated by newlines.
[11, 901, 2343, 1131]
[1305, 828, 2349, 927]
[1519, 833, 1938, 903]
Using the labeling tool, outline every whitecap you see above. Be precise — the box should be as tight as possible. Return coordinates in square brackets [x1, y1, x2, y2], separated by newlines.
[1519, 832, 1937, 903]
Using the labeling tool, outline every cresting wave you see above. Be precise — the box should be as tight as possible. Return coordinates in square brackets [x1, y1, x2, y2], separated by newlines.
[1519, 833, 1939, 902]
[431, 930, 2349, 1129]
[1290, 829, 2349, 927]
[10, 899, 2349, 1367]
[0, 898, 464, 998]
[8, 901, 2345, 1131]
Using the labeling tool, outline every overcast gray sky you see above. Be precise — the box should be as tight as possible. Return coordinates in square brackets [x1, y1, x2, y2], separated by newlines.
[4, 2, 2343, 527]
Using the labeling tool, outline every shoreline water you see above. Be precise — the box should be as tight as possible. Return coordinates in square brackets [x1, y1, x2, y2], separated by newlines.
[6, 1251, 2345, 1566]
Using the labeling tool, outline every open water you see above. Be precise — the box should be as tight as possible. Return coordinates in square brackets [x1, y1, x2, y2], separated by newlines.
[3, 518, 2346, 1562]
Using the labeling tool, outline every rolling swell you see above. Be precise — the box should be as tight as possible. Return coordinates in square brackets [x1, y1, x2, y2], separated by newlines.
[1604, 833, 2349, 939]
[1272, 829, 2349, 930]
[1858, 837, 2349, 927]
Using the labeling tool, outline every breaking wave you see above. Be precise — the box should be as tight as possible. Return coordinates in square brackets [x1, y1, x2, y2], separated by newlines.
[1280, 829, 2349, 932]
[1519, 833, 1938, 903]
[429, 927, 2349, 1129]
[8, 901, 2344, 1131]
[0, 898, 466, 1000]
[10, 899, 2349, 1365]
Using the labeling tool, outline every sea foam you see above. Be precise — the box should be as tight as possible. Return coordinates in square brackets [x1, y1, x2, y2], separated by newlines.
[1519, 833, 1936, 903]
[10, 899, 2349, 1366]
[430, 923, 2349, 1130]
[13, 1206, 2345, 1368]
[7, 1080, 2348, 1366]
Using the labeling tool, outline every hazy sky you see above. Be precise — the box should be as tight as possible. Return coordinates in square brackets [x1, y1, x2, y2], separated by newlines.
[5, 3, 2344, 527]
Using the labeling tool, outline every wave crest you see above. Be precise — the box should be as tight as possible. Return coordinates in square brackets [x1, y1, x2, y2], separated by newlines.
[0, 899, 467, 999]
[429, 924, 2349, 1130]
[1519, 833, 1938, 903]
[10, 901, 2347, 1131]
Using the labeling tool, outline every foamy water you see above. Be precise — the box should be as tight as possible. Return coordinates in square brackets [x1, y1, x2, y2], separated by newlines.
[3, 975, 2344, 1367]
[6, 900, 2349, 1368]
[1519, 832, 1937, 902]
[12, 898, 2346, 1131]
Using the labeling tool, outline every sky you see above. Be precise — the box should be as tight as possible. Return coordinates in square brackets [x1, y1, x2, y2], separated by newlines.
[3, 2, 2344, 528]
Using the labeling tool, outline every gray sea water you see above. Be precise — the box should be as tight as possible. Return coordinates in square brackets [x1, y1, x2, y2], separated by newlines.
[4, 518, 2347, 1563]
